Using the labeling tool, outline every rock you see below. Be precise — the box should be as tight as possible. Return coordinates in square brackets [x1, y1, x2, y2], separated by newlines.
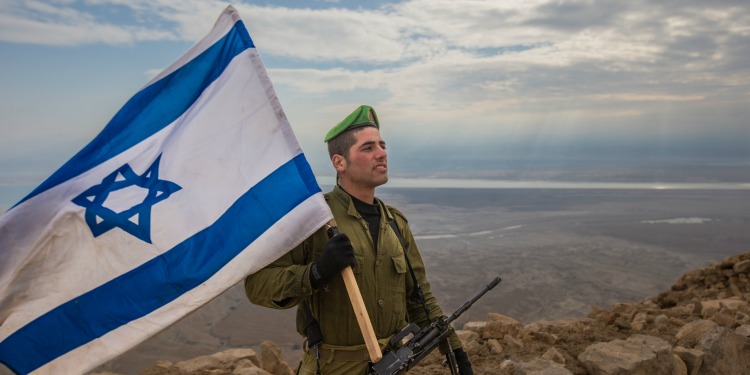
[578, 335, 674, 374]
[589, 305, 615, 322]
[611, 303, 638, 315]
[628, 334, 673, 358]
[729, 278, 743, 297]
[504, 334, 524, 350]
[485, 313, 523, 339]
[654, 314, 669, 328]
[512, 358, 573, 375]
[734, 259, 750, 274]
[613, 316, 631, 330]
[234, 368, 271, 375]
[462, 320, 486, 334]
[710, 311, 735, 327]
[464, 338, 489, 357]
[174, 355, 222, 373]
[673, 346, 704, 375]
[736, 324, 750, 337]
[541, 347, 566, 364]
[499, 359, 522, 374]
[672, 354, 688, 375]
[260, 341, 293, 375]
[172, 348, 261, 374]
[693, 326, 750, 375]
[631, 312, 649, 331]
[700, 298, 749, 318]
[676, 320, 719, 348]
[456, 329, 480, 345]
[136, 252, 750, 375]
[487, 339, 503, 354]
[531, 331, 559, 345]
[139, 364, 181, 375]
[668, 304, 695, 318]
[216, 349, 262, 367]
[669, 316, 688, 327]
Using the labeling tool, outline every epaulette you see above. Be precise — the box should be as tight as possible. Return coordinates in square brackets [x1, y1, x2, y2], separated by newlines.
[386, 205, 409, 223]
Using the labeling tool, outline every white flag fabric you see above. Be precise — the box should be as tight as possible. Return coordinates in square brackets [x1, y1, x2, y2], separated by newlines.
[0, 6, 332, 374]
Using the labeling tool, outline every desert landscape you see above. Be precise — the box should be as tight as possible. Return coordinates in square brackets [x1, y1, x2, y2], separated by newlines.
[74, 186, 750, 374]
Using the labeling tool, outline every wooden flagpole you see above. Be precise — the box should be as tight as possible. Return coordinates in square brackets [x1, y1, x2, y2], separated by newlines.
[325, 220, 382, 363]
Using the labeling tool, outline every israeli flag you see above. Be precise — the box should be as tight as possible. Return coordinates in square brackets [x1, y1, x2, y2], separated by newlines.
[0, 6, 332, 374]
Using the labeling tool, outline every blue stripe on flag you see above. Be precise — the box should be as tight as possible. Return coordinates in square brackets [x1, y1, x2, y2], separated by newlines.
[0, 154, 320, 374]
[14, 20, 255, 208]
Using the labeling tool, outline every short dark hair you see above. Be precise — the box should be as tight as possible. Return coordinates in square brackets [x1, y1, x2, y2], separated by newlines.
[327, 128, 361, 160]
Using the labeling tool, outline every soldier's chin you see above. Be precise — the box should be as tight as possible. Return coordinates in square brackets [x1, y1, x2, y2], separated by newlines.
[376, 175, 389, 187]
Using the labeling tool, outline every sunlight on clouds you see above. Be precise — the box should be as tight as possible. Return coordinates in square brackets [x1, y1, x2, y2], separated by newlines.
[268, 67, 386, 95]
[1, 0, 749, 167]
[591, 94, 705, 102]
[0, 0, 178, 45]
[235, 4, 406, 63]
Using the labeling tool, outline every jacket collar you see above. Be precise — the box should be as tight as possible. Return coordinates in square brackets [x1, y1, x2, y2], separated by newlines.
[331, 185, 395, 223]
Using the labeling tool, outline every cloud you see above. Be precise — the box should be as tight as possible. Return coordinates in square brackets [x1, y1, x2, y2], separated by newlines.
[0, 0, 179, 45]
[1, 0, 748, 176]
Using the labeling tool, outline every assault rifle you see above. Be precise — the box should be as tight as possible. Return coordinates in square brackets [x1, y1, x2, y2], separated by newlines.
[368, 276, 502, 375]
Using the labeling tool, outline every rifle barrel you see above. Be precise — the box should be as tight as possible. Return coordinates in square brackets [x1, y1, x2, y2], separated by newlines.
[447, 276, 502, 324]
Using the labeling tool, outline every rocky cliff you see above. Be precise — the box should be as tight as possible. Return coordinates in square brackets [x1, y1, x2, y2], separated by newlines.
[100, 252, 750, 375]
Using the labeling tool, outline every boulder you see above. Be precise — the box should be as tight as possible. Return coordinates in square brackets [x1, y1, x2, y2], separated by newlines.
[672, 354, 688, 375]
[693, 326, 750, 375]
[676, 320, 719, 348]
[504, 334, 524, 350]
[512, 358, 573, 375]
[631, 312, 649, 331]
[654, 314, 669, 329]
[485, 313, 523, 339]
[541, 347, 566, 364]
[234, 367, 272, 375]
[733, 259, 750, 274]
[462, 321, 486, 334]
[578, 335, 674, 374]
[456, 329, 480, 345]
[464, 338, 489, 357]
[487, 338, 503, 354]
[172, 348, 260, 373]
[736, 324, 750, 337]
[700, 298, 749, 318]
[710, 311, 735, 327]
[260, 341, 293, 375]
[673, 346, 704, 375]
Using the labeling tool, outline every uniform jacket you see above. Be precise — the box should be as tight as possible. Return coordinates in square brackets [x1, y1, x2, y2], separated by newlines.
[244, 185, 462, 351]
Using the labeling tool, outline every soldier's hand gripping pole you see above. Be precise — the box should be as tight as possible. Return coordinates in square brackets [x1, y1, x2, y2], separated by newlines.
[325, 219, 383, 363]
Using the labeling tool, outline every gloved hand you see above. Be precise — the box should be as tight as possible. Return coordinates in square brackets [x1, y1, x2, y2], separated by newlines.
[310, 234, 356, 288]
[453, 348, 473, 375]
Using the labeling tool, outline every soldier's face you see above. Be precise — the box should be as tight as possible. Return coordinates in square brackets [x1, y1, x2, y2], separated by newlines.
[338, 127, 388, 191]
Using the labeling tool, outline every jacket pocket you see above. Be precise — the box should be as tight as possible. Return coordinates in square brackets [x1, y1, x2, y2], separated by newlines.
[391, 253, 407, 274]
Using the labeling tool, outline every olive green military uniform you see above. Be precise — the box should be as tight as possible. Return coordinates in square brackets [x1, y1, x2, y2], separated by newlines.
[245, 186, 462, 374]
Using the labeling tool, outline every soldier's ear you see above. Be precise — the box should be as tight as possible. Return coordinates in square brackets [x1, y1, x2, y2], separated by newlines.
[332, 154, 347, 173]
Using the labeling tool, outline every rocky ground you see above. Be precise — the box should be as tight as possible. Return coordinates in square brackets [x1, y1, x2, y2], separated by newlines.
[94, 252, 750, 375]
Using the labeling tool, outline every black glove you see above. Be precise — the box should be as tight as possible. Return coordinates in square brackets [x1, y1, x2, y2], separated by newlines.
[310, 234, 356, 288]
[454, 348, 473, 375]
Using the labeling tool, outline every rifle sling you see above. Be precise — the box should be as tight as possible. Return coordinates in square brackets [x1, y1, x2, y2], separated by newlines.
[388, 217, 432, 324]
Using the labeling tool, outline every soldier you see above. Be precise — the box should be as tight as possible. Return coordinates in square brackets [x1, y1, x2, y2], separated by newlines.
[245, 105, 473, 374]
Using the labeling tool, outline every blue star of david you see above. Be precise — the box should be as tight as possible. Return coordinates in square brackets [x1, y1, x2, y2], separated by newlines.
[72, 155, 181, 243]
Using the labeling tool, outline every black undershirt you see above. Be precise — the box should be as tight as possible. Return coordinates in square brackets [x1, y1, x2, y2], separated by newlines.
[350, 195, 381, 251]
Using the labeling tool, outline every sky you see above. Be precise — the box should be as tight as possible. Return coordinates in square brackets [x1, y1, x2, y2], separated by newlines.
[1, 0, 749, 193]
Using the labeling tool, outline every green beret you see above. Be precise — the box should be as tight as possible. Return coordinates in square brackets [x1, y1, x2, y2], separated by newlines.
[324, 105, 380, 142]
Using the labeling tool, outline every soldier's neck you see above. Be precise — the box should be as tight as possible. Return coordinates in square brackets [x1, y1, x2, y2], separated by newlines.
[338, 182, 375, 204]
